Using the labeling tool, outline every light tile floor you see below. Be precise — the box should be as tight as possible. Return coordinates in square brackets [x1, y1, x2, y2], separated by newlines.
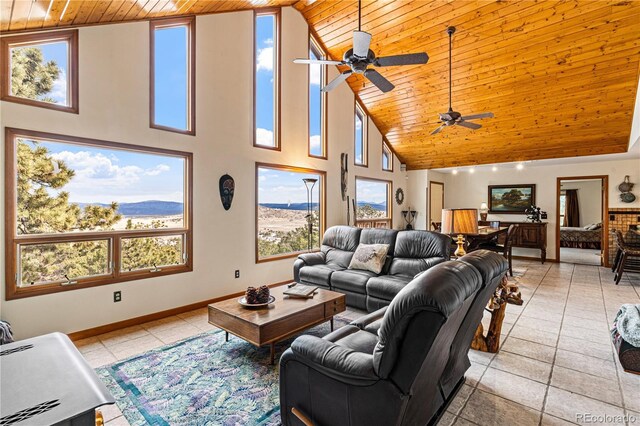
[76, 260, 640, 426]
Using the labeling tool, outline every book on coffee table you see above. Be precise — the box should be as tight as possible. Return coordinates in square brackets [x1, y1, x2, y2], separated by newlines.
[283, 283, 318, 298]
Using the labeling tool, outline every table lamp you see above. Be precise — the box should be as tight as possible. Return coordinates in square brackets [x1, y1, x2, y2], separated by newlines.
[441, 208, 478, 257]
[479, 202, 489, 221]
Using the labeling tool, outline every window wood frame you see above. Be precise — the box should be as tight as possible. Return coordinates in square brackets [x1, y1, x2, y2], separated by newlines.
[354, 101, 368, 167]
[149, 16, 196, 136]
[253, 9, 281, 151]
[354, 176, 393, 228]
[4, 127, 193, 300]
[307, 34, 327, 160]
[255, 162, 326, 263]
[382, 139, 394, 172]
[1, 29, 79, 114]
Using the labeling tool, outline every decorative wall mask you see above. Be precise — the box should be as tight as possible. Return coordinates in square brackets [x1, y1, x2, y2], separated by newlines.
[219, 174, 235, 210]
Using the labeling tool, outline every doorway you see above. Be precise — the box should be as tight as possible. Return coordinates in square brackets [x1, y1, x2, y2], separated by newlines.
[556, 176, 608, 266]
[428, 181, 444, 231]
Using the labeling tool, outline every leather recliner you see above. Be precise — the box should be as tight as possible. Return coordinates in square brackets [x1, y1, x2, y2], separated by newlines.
[294, 226, 362, 289]
[330, 228, 398, 310]
[293, 226, 451, 312]
[280, 256, 489, 426]
[438, 250, 509, 399]
[366, 230, 451, 312]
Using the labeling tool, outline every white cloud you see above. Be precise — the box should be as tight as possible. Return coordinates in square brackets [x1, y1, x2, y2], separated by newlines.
[145, 164, 170, 176]
[310, 135, 321, 151]
[310, 64, 321, 86]
[256, 128, 274, 146]
[48, 69, 68, 105]
[259, 175, 267, 182]
[50, 151, 177, 203]
[52, 151, 143, 185]
[256, 47, 274, 71]
[264, 38, 274, 46]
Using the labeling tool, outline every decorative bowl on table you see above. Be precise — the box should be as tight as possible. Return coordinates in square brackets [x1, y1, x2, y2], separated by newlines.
[239, 285, 274, 307]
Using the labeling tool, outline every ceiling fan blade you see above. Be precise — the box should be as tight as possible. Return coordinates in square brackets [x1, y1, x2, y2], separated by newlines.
[294, 58, 344, 65]
[364, 69, 395, 93]
[457, 121, 482, 130]
[353, 30, 372, 57]
[375, 52, 429, 67]
[431, 125, 445, 135]
[322, 70, 352, 92]
[460, 112, 494, 121]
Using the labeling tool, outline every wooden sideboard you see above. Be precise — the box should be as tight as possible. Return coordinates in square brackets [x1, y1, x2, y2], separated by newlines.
[480, 221, 547, 263]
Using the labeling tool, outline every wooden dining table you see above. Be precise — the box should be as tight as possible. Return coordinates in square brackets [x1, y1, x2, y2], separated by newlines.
[444, 226, 509, 252]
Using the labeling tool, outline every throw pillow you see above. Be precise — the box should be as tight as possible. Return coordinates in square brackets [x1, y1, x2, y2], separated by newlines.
[586, 223, 602, 230]
[348, 243, 390, 274]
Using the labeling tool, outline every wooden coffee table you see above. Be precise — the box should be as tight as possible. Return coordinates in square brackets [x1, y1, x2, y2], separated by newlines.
[208, 285, 346, 364]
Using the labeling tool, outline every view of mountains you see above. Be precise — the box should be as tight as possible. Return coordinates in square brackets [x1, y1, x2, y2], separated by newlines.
[78, 201, 183, 216]
[78, 200, 386, 215]
[260, 202, 387, 211]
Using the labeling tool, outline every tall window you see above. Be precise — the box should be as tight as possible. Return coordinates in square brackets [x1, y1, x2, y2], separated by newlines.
[355, 102, 368, 166]
[256, 164, 325, 262]
[1, 30, 78, 113]
[382, 141, 393, 171]
[5, 128, 193, 299]
[355, 177, 392, 228]
[254, 10, 280, 150]
[559, 191, 566, 225]
[150, 17, 195, 135]
[309, 37, 327, 158]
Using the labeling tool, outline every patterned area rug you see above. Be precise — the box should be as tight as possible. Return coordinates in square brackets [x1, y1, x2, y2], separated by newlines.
[97, 316, 350, 426]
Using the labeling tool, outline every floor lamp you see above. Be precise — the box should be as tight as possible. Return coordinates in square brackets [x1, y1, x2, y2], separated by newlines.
[303, 178, 318, 252]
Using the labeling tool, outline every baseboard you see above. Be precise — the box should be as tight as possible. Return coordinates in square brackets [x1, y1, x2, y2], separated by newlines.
[511, 255, 558, 263]
[67, 280, 292, 341]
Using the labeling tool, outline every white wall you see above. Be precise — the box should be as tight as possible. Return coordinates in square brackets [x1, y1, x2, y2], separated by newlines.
[0, 8, 405, 339]
[406, 169, 446, 230]
[408, 158, 639, 259]
[560, 180, 603, 227]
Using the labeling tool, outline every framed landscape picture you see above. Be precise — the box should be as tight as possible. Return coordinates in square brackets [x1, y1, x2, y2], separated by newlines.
[488, 184, 536, 214]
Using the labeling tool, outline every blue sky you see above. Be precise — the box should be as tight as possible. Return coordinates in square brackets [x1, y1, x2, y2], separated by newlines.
[355, 112, 364, 163]
[13, 41, 68, 105]
[255, 15, 275, 146]
[309, 47, 322, 156]
[31, 139, 185, 204]
[154, 25, 188, 130]
[258, 167, 320, 205]
[356, 179, 388, 205]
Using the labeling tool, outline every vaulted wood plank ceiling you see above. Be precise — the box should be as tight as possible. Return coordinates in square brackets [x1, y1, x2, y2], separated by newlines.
[2, 1, 639, 169]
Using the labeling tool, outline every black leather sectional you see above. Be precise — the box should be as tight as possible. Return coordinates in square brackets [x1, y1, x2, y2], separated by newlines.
[280, 250, 509, 426]
[293, 226, 451, 311]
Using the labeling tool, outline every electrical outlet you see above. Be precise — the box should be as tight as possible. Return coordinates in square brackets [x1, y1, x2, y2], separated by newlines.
[114, 291, 122, 303]
[235, 270, 240, 279]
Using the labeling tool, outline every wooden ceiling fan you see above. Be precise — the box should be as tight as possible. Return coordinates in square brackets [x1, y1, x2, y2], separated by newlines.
[431, 26, 494, 135]
[293, 0, 429, 93]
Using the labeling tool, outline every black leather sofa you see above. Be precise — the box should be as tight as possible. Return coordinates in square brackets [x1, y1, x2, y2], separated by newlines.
[280, 251, 509, 426]
[293, 226, 451, 311]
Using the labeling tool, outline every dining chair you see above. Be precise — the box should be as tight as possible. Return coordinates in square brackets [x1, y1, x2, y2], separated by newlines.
[612, 229, 640, 285]
[477, 224, 518, 276]
[431, 221, 441, 232]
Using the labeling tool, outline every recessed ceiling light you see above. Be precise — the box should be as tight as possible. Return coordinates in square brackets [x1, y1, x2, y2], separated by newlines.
[469, 168, 475, 174]
[492, 166, 497, 172]
[452, 170, 458, 175]
[516, 163, 524, 170]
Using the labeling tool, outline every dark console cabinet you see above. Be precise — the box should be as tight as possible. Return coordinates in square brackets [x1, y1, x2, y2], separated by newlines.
[480, 221, 547, 263]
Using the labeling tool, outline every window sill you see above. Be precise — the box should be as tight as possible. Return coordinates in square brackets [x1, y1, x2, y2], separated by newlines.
[6, 264, 192, 301]
[1, 95, 78, 114]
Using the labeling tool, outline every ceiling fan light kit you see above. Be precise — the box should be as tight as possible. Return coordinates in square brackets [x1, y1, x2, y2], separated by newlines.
[293, 0, 429, 93]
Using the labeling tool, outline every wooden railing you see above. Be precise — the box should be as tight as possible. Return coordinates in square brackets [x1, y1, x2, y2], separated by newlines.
[355, 219, 392, 229]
